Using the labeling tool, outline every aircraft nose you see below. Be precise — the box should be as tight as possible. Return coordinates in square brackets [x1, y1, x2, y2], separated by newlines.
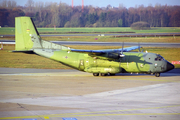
[167, 62, 174, 71]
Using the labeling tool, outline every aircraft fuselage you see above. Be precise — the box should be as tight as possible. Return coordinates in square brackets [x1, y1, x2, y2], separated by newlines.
[34, 49, 174, 77]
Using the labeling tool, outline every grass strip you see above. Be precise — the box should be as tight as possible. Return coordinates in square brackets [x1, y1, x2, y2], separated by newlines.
[1, 36, 180, 43]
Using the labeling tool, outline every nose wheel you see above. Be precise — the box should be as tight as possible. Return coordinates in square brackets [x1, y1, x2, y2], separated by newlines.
[155, 73, 160, 77]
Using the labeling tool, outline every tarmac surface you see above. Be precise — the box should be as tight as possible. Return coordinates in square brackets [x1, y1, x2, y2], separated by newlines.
[0, 68, 180, 120]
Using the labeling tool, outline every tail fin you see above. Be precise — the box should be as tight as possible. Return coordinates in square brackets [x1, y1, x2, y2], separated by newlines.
[15, 17, 42, 51]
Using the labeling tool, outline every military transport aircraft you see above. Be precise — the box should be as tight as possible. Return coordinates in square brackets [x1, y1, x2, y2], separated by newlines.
[13, 17, 174, 77]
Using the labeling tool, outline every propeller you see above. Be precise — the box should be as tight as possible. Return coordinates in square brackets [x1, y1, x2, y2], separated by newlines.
[119, 42, 125, 58]
[138, 42, 140, 52]
[121, 42, 124, 54]
[141, 49, 144, 52]
[138, 42, 144, 52]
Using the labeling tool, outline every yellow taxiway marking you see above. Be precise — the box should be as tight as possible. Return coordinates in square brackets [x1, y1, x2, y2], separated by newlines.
[44, 116, 49, 119]
[1, 104, 180, 119]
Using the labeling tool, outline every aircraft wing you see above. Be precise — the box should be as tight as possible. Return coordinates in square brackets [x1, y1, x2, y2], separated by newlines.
[71, 46, 140, 54]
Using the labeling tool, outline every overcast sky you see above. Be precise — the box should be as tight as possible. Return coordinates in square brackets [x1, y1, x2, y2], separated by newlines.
[14, 0, 180, 8]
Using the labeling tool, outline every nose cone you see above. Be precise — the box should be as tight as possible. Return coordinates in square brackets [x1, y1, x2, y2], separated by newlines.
[167, 62, 174, 71]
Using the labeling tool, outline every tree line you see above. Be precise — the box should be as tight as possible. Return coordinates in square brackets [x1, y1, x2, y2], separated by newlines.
[0, 0, 180, 27]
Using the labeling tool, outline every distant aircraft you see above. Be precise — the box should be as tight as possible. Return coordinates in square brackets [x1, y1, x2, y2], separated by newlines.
[13, 17, 174, 77]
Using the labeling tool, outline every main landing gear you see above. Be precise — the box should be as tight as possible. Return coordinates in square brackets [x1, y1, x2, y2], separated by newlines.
[93, 73, 99, 76]
[93, 73, 116, 76]
[93, 73, 106, 76]
[93, 73, 161, 77]
[101, 73, 106, 76]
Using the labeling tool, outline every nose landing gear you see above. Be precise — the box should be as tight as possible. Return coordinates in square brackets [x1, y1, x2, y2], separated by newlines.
[155, 73, 160, 77]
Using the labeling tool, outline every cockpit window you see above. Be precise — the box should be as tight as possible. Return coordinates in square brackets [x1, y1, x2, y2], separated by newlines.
[155, 55, 164, 61]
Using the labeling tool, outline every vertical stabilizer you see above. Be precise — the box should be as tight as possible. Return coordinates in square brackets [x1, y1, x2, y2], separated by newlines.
[15, 17, 42, 51]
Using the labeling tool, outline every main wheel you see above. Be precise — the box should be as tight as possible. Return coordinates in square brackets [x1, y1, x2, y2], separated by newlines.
[155, 73, 160, 77]
[101, 73, 106, 76]
[93, 73, 99, 76]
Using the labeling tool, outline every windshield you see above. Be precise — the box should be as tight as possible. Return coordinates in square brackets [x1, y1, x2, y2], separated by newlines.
[155, 54, 164, 61]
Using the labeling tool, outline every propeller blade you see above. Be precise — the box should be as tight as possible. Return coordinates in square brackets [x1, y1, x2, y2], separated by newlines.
[121, 42, 124, 54]
[138, 42, 140, 52]
[119, 42, 125, 58]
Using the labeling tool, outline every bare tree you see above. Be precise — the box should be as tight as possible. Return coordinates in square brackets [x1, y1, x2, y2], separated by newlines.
[25, 0, 34, 12]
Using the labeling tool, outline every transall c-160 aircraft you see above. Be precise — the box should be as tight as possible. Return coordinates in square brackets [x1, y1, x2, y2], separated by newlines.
[13, 17, 174, 77]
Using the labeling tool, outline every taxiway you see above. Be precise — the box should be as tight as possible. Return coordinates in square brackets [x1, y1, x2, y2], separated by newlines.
[0, 68, 180, 120]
